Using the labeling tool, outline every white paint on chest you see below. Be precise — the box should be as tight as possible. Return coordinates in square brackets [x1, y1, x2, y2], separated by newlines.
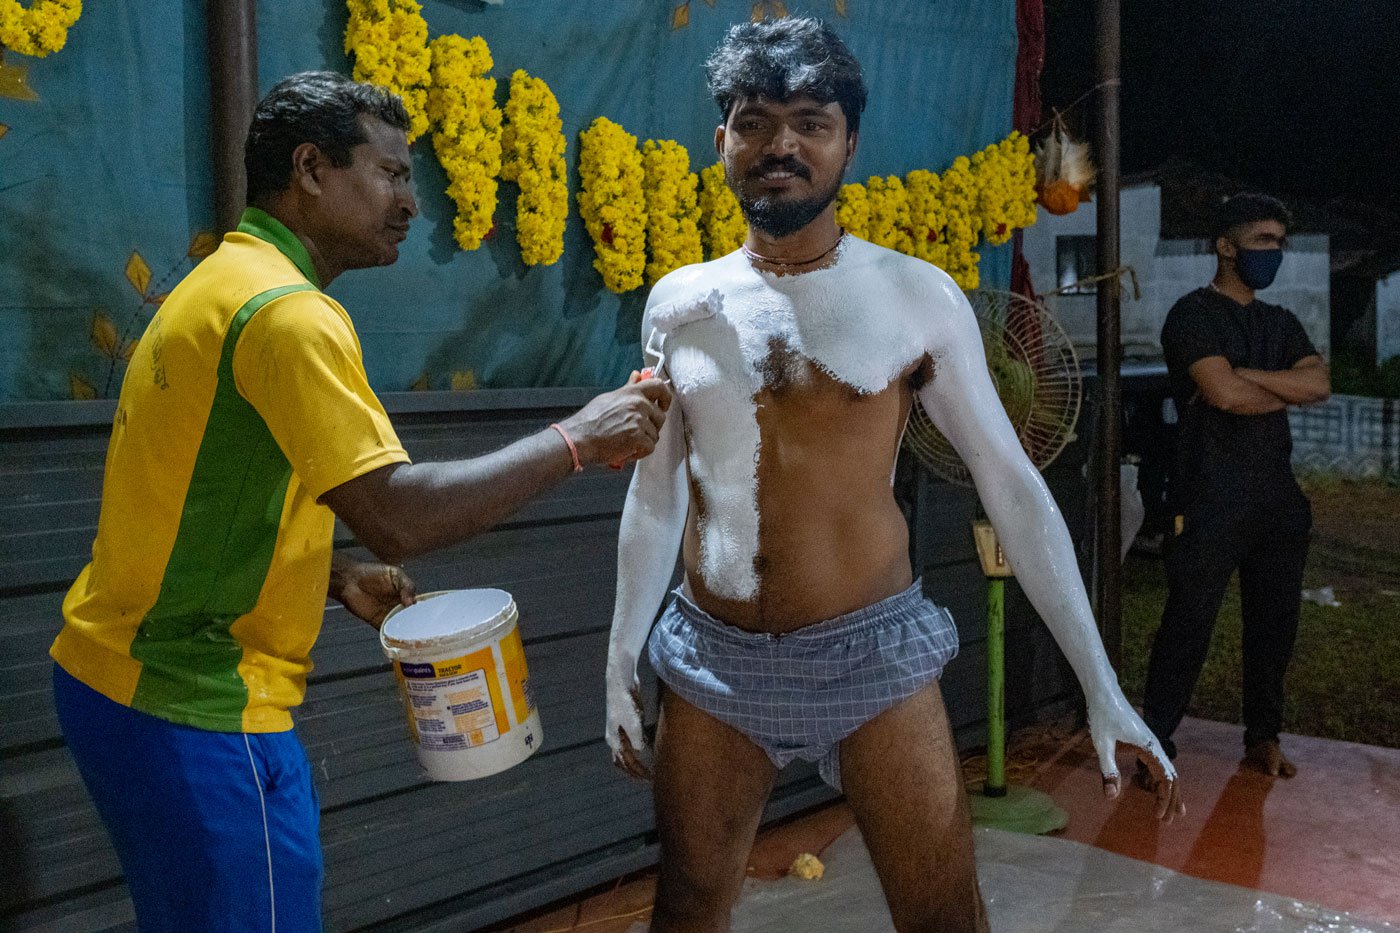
[657, 237, 941, 601]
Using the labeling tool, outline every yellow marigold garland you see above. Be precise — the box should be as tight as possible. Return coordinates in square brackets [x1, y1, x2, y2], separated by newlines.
[905, 169, 947, 267]
[936, 156, 982, 289]
[835, 182, 871, 240]
[500, 69, 567, 266]
[578, 117, 646, 293]
[831, 132, 1038, 291]
[344, 0, 431, 142]
[865, 175, 914, 255]
[324, 12, 1036, 289]
[427, 34, 502, 251]
[972, 131, 1037, 245]
[698, 163, 746, 259]
[641, 140, 703, 284]
[0, 0, 79, 57]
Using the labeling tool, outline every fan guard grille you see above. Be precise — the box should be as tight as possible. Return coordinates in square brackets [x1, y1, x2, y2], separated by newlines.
[903, 289, 1082, 487]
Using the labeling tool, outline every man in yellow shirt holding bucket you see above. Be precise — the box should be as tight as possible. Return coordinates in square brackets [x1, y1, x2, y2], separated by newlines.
[49, 72, 670, 933]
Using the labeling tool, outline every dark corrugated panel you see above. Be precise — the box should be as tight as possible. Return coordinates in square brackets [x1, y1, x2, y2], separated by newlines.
[0, 398, 1087, 931]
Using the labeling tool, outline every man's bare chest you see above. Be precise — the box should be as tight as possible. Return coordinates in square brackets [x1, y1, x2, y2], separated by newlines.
[748, 335, 840, 394]
[667, 303, 924, 404]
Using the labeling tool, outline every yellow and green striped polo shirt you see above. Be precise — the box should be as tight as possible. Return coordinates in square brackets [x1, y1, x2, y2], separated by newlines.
[51, 208, 409, 733]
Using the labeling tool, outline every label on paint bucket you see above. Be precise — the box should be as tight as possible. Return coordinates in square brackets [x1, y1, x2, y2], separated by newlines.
[392, 625, 534, 750]
[381, 589, 543, 780]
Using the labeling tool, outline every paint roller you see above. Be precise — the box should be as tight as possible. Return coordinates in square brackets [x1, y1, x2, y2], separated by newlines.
[609, 289, 722, 469]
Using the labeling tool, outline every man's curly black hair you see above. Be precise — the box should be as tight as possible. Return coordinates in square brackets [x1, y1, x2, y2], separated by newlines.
[705, 17, 867, 135]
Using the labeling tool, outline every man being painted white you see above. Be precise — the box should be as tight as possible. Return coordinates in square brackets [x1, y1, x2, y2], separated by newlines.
[605, 18, 1184, 931]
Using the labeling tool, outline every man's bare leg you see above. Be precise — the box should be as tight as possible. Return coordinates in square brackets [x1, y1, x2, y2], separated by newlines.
[651, 688, 779, 932]
[839, 681, 989, 933]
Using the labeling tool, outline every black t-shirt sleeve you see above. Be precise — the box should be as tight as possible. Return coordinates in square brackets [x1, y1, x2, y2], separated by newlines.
[1280, 310, 1319, 367]
[1161, 295, 1224, 373]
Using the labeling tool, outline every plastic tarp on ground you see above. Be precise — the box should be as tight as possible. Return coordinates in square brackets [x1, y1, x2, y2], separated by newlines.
[729, 827, 1400, 933]
[0, 0, 1017, 401]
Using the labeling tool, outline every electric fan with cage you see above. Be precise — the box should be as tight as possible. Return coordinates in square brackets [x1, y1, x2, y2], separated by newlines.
[904, 289, 1081, 483]
[904, 288, 1082, 835]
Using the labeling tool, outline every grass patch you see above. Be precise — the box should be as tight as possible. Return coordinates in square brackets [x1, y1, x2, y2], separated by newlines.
[1120, 475, 1400, 749]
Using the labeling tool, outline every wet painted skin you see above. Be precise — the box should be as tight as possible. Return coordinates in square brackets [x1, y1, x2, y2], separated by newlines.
[606, 236, 1184, 819]
[660, 240, 932, 631]
[606, 88, 1181, 823]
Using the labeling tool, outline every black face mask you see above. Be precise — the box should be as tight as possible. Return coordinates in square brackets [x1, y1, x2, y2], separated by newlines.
[1233, 246, 1284, 291]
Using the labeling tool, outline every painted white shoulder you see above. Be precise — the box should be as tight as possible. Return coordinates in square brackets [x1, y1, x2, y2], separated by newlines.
[651, 289, 722, 334]
[644, 256, 744, 339]
[863, 240, 970, 354]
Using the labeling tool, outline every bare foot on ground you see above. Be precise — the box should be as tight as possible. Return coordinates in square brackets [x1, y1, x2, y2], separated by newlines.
[1244, 739, 1298, 778]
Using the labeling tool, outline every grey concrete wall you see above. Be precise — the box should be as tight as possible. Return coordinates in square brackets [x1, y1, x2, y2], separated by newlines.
[1377, 272, 1400, 364]
[1021, 185, 1331, 360]
[1021, 185, 1161, 355]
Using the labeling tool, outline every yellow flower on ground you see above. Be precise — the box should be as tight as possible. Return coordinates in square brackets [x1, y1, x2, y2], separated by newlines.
[642, 139, 703, 285]
[344, 0, 432, 141]
[698, 162, 746, 259]
[0, 0, 80, 57]
[501, 69, 567, 266]
[578, 117, 646, 293]
[790, 853, 825, 881]
[427, 34, 502, 251]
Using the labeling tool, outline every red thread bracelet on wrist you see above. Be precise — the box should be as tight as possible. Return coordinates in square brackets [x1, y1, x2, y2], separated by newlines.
[548, 423, 584, 473]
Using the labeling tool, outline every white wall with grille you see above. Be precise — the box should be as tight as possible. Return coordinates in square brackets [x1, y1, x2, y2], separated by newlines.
[1291, 394, 1400, 477]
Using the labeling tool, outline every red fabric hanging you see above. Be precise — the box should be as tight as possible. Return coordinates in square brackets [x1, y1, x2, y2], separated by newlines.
[1012, 0, 1046, 300]
[1013, 0, 1045, 137]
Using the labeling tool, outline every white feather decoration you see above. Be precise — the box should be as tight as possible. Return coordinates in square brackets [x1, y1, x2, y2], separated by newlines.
[1035, 122, 1095, 193]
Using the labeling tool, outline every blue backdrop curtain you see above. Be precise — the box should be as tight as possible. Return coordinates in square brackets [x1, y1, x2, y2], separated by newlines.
[0, 0, 1018, 401]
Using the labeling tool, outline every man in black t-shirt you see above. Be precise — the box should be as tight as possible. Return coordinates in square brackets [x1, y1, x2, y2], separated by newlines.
[1141, 193, 1330, 783]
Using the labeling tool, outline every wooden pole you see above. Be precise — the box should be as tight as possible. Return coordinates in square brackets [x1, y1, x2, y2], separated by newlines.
[208, 1, 258, 235]
[1094, 0, 1123, 670]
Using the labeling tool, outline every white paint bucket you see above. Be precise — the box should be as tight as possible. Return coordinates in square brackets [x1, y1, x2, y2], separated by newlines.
[380, 589, 542, 781]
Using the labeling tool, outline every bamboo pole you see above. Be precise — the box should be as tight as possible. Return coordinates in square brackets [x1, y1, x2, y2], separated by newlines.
[208, 1, 258, 235]
[1093, 0, 1123, 670]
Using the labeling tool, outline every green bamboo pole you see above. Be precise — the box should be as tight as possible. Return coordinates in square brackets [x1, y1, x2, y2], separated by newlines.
[969, 521, 1066, 833]
[985, 577, 1007, 798]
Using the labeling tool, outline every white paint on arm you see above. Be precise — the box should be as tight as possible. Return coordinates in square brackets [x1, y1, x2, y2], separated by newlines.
[605, 287, 696, 764]
[656, 260, 766, 601]
[650, 288, 723, 336]
[914, 268, 1172, 783]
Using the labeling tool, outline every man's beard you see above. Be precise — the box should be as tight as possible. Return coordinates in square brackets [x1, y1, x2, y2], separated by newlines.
[732, 158, 844, 239]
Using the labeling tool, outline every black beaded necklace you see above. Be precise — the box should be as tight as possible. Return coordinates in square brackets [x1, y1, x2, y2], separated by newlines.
[741, 232, 845, 268]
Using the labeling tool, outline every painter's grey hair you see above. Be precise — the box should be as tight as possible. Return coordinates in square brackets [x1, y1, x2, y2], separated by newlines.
[705, 17, 868, 134]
